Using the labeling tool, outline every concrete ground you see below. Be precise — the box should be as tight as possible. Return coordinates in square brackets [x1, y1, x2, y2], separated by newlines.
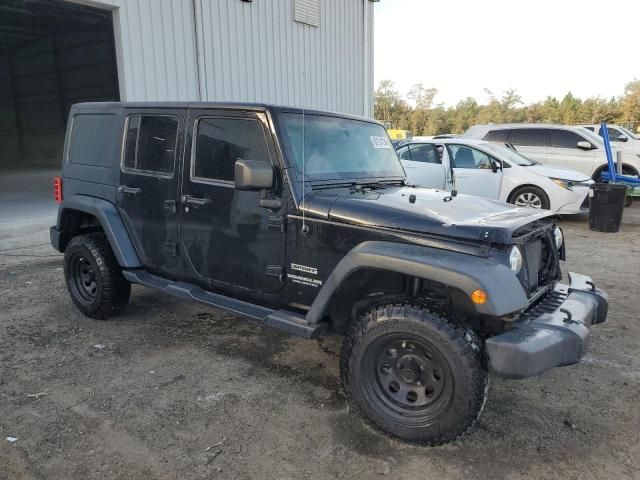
[1, 171, 639, 479]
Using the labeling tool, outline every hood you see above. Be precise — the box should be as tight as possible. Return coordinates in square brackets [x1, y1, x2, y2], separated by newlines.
[302, 185, 554, 244]
[527, 164, 591, 182]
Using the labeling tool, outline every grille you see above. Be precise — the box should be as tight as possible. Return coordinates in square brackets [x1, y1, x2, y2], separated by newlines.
[513, 224, 561, 295]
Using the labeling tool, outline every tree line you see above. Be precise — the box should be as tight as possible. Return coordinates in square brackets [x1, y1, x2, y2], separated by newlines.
[374, 80, 640, 136]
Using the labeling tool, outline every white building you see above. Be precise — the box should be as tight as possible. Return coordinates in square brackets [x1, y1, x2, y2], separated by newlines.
[0, 0, 375, 169]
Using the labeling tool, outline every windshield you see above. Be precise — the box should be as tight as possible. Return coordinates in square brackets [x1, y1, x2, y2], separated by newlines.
[278, 113, 405, 182]
[618, 126, 639, 140]
[481, 142, 537, 166]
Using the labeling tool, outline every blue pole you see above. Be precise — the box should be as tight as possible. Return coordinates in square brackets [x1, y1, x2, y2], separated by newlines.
[600, 122, 617, 182]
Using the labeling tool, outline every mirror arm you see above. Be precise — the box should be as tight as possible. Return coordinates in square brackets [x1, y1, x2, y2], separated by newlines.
[259, 189, 282, 209]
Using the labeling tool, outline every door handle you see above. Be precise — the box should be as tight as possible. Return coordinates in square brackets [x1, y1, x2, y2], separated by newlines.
[181, 194, 211, 206]
[118, 185, 142, 194]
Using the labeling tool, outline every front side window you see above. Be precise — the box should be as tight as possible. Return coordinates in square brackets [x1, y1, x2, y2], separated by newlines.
[192, 117, 271, 183]
[278, 113, 404, 182]
[123, 115, 178, 176]
[605, 127, 624, 141]
[549, 130, 587, 149]
[447, 145, 493, 169]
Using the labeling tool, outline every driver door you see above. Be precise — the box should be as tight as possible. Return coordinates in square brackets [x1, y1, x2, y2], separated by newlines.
[180, 109, 286, 294]
[446, 144, 502, 199]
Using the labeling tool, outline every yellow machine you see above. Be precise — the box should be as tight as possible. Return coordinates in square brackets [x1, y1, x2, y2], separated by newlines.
[387, 129, 412, 140]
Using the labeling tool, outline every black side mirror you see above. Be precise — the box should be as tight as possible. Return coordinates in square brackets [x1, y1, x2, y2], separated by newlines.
[234, 159, 274, 191]
[617, 134, 629, 143]
[491, 159, 501, 173]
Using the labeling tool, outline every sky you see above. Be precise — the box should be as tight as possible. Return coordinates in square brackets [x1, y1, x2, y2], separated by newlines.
[374, 0, 640, 107]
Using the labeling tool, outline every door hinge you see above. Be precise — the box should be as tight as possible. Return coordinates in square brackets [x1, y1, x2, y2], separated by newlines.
[266, 265, 284, 282]
[267, 215, 286, 232]
[163, 200, 177, 214]
[163, 241, 178, 256]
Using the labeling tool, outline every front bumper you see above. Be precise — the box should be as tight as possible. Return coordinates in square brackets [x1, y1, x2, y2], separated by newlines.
[486, 272, 608, 379]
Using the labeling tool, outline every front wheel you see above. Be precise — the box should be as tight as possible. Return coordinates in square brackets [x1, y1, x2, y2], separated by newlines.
[509, 185, 550, 210]
[340, 303, 489, 445]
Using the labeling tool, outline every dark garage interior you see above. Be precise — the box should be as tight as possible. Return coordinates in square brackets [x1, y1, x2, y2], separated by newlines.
[0, 0, 119, 170]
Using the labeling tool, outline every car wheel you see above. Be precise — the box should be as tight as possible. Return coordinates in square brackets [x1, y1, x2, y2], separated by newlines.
[340, 303, 489, 445]
[64, 233, 131, 319]
[509, 186, 550, 210]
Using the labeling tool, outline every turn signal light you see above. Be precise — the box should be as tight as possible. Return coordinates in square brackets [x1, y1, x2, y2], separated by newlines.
[471, 289, 488, 304]
[54, 177, 63, 203]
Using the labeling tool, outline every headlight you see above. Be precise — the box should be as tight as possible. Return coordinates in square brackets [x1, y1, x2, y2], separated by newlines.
[550, 178, 574, 191]
[553, 226, 564, 249]
[509, 246, 523, 274]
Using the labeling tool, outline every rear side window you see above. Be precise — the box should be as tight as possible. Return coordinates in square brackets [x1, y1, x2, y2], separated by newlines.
[483, 130, 508, 142]
[548, 130, 586, 149]
[122, 115, 179, 176]
[508, 129, 546, 147]
[192, 117, 270, 183]
[409, 144, 441, 164]
[68, 114, 116, 167]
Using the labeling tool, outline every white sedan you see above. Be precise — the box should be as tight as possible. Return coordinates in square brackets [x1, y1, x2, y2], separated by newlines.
[396, 138, 593, 213]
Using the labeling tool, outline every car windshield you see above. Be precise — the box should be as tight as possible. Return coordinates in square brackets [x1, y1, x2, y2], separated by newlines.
[278, 113, 405, 182]
[481, 142, 538, 166]
[618, 126, 639, 140]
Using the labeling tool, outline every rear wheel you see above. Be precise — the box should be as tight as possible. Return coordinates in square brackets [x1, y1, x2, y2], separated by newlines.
[509, 185, 550, 210]
[64, 233, 130, 319]
[340, 303, 488, 444]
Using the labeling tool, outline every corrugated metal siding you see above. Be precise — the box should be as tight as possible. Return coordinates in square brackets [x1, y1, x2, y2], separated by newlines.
[92, 0, 200, 101]
[196, 0, 368, 115]
[80, 0, 371, 116]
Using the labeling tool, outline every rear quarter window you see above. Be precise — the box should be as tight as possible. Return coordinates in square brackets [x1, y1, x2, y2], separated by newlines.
[68, 114, 116, 167]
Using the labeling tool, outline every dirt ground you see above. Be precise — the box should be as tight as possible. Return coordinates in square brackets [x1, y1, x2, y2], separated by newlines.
[1, 205, 639, 480]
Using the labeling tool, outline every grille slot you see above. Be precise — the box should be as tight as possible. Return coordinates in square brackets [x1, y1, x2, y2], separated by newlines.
[523, 240, 542, 291]
[519, 289, 568, 322]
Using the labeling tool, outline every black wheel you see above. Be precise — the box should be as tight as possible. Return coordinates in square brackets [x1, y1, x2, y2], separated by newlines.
[64, 233, 131, 319]
[593, 165, 638, 182]
[509, 185, 550, 210]
[340, 303, 488, 445]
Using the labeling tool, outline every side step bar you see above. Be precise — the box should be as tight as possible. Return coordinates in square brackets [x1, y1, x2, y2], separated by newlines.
[122, 269, 324, 339]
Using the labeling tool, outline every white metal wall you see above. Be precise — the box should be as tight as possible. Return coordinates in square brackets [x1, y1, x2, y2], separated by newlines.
[75, 0, 373, 116]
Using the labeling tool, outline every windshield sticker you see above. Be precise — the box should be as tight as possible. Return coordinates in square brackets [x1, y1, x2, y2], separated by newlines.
[370, 136, 391, 149]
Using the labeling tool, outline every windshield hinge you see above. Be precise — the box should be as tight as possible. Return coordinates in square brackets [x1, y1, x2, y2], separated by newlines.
[268, 215, 286, 232]
[266, 265, 284, 283]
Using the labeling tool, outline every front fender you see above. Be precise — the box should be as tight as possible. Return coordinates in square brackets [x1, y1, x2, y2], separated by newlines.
[53, 195, 141, 268]
[305, 241, 528, 322]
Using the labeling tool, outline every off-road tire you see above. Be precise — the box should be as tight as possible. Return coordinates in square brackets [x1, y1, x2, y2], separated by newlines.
[340, 302, 488, 445]
[508, 185, 550, 210]
[64, 233, 131, 319]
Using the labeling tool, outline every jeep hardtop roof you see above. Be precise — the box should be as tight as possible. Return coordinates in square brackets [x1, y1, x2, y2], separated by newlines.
[71, 101, 380, 125]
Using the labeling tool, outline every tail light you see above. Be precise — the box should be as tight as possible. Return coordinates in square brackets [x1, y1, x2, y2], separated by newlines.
[54, 177, 63, 203]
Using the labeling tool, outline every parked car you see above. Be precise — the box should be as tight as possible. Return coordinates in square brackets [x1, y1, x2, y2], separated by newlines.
[579, 124, 640, 157]
[464, 123, 640, 180]
[51, 102, 608, 445]
[396, 138, 592, 213]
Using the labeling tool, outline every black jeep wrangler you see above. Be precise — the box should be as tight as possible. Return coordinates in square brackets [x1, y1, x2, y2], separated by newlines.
[51, 102, 608, 444]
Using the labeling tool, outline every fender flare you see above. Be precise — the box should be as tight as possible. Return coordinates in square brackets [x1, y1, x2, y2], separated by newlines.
[305, 241, 528, 322]
[55, 195, 141, 268]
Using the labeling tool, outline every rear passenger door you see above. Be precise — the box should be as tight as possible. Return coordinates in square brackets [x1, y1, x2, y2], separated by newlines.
[117, 111, 184, 271]
[397, 143, 446, 188]
[505, 129, 548, 165]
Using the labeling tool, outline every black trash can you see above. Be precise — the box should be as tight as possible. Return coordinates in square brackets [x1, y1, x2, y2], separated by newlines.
[589, 183, 628, 232]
